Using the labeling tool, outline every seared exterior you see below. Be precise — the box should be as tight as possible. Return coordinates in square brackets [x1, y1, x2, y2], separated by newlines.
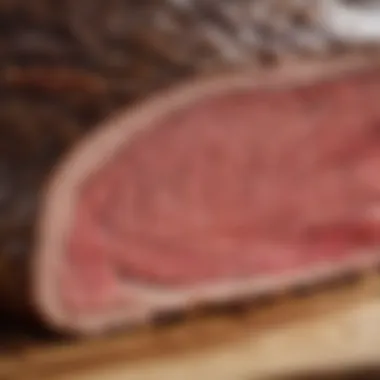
[0, 0, 376, 318]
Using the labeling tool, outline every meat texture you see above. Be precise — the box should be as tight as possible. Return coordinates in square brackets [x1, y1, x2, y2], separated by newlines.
[34, 58, 380, 334]
[0, 0, 380, 335]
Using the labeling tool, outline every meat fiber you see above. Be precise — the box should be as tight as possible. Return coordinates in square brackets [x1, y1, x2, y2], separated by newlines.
[30, 57, 380, 334]
[1, 0, 380, 336]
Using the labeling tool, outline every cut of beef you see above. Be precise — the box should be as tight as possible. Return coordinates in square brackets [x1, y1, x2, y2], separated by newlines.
[32, 57, 380, 334]
[2, 0, 380, 337]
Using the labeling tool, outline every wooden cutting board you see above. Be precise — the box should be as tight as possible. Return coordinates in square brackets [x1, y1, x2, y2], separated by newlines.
[2, 270, 380, 379]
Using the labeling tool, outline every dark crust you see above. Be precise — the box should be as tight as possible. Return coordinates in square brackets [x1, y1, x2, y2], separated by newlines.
[0, 0, 376, 318]
[32, 55, 380, 335]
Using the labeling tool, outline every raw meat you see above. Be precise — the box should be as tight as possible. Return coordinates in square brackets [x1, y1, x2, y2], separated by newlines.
[33, 57, 380, 334]
[1, 0, 380, 336]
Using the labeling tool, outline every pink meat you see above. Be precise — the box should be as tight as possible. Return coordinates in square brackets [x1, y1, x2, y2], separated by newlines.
[32, 58, 380, 335]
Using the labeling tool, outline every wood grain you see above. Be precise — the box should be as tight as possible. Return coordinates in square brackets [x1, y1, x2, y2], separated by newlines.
[1, 271, 380, 379]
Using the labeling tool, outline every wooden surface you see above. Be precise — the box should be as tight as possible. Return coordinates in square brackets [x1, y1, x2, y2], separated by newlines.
[1, 270, 380, 379]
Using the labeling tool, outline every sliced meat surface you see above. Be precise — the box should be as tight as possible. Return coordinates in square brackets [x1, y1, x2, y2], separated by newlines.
[32, 59, 380, 334]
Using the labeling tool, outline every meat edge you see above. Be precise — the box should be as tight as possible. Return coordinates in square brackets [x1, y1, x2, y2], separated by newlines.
[31, 55, 380, 336]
